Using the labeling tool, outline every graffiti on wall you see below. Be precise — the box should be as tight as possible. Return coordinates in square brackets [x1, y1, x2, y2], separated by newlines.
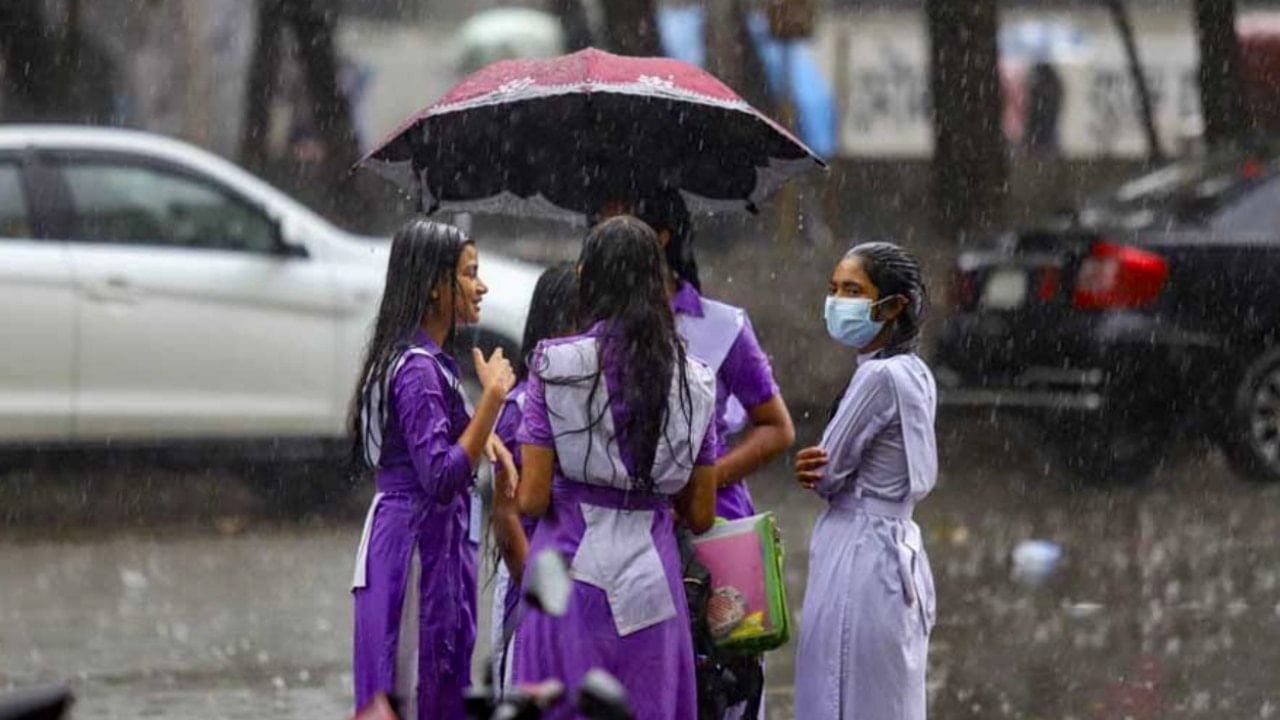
[828, 11, 1206, 158]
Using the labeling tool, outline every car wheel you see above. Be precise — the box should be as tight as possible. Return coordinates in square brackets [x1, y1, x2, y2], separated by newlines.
[1220, 346, 1280, 482]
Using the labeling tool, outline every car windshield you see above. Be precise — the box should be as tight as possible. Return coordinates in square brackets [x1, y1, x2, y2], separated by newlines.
[1073, 152, 1278, 230]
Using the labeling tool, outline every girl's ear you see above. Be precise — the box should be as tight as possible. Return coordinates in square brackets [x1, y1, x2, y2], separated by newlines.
[877, 295, 909, 323]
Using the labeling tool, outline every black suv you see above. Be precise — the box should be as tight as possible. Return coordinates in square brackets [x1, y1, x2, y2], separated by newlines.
[935, 153, 1280, 481]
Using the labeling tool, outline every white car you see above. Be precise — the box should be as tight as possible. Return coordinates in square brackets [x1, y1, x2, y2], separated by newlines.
[0, 126, 538, 455]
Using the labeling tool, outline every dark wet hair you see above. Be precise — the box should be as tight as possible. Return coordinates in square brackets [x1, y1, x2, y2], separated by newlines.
[517, 263, 579, 381]
[348, 218, 471, 470]
[845, 241, 929, 357]
[551, 215, 694, 491]
[633, 192, 701, 291]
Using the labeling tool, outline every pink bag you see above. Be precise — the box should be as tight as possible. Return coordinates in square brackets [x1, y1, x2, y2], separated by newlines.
[690, 512, 790, 654]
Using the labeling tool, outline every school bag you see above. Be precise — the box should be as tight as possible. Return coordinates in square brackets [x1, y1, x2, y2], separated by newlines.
[690, 512, 791, 655]
[679, 528, 765, 719]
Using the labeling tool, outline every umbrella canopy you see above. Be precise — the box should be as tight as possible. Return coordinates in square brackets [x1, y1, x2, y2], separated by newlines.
[360, 47, 825, 223]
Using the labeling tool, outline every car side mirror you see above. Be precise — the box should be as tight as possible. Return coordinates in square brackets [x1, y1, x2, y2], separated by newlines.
[523, 549, 571, 617]
[279, 240, 309, 259]
[270, 218, 308, 259]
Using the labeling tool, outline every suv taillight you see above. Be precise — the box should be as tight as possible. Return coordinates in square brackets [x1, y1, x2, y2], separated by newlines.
[1073, 241, 1168, 310]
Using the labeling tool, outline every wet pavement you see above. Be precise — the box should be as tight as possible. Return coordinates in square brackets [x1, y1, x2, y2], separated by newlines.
[3, 418, 1279, 719]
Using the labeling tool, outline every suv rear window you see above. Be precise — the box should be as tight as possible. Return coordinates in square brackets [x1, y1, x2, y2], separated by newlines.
[0, 163, 31, 239]
[1076, 154, 1278, 230]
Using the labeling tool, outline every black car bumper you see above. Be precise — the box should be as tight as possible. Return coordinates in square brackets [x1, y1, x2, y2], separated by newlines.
[933, 310, 1225, 420]
[934, 364, 1107, 412]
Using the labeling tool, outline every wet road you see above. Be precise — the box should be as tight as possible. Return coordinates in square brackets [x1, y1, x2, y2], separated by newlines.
[3, 419, 1279, 719]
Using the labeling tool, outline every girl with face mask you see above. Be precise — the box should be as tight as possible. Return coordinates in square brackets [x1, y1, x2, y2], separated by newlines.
[793, 242, 938, 720]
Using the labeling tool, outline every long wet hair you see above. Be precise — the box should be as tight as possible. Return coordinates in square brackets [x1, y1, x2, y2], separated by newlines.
[634, 191, 701, 291]
[517, 263, 579, 382]
[845, 241, 929, 357]
[348, 218, 471, 470]
[553, 216, 694, 490]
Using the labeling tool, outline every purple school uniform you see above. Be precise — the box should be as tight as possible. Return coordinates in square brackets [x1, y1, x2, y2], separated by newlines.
[794, 351, 938, 720]
[351, 332, 478, 720]
[512, 325, 718, 720]
[670, 282, 780, 520]
[490, 380, 534, 687]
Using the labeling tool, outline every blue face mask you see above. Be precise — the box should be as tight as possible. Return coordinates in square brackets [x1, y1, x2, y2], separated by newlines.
[824, 296, 886, 348]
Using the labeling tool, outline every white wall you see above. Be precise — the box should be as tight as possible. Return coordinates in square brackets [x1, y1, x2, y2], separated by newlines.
[337, 21, 463, 151]
[816, 4, 1278, 158]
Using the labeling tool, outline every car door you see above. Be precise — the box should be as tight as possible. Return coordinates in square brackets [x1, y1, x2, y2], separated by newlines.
[1150, 174, 1280, 343]
[0, 154, 76, 442]
[53, 153, 343, 441]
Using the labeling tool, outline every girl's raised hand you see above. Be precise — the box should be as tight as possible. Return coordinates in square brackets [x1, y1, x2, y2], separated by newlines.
[794, 446, 829, 490]
[472, 347, 515, 398]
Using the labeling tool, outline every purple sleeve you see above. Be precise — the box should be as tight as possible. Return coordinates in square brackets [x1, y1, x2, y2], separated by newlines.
[393, 356, 473, 504]
[494, 394, 524, 470]
[720, 316, 781, 410]
[696, 398, 719, 466]
[516, 349, 555, 448]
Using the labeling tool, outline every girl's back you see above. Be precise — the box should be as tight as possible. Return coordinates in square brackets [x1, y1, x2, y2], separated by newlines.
[529, 328, 717, 495]
[511, 216, 719, 720]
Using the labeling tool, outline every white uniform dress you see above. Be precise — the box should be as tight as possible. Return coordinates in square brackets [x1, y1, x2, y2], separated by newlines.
[794, 351, 938, 720]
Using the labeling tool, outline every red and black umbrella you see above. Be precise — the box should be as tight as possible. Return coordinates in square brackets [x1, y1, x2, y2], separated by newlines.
[359, 47, 825, 222]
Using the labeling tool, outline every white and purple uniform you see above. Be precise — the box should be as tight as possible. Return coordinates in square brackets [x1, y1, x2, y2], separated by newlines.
[794, 350, 939, 720]
[351, 331, 479, 720]
[670, 281, 780, 520]
[512, 323, 719, 720]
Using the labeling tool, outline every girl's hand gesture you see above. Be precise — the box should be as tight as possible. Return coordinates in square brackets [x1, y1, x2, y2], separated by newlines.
[485, 435, 519, 499]
[794, 446, 829, 490]
[473, 347, 515, 399]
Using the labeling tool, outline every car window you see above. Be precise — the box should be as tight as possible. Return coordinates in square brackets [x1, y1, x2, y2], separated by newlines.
[1076, 154, 1280, 231]
[1209, 176, 1280, 236]
[61, 161, 278, 253]
[0, 162, 32, 239]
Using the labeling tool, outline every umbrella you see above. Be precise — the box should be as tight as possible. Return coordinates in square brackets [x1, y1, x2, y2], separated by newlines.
[359, 47, 825, 223]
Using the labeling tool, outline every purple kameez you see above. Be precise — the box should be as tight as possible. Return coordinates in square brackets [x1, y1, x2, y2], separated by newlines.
[351, 332, 478, 720]
[671, 282, 780, 720]
[490, 379, 534, 688]
[670, 282, 779, 521]
[512, 326, 719, 720]
[794, 351, 938, 720]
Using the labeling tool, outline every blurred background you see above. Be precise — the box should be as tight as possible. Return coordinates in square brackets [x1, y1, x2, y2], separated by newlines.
[2, 1, 1279, 718]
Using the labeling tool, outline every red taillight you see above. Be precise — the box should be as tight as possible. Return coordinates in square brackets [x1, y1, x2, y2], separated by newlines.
[1072, 241, 1168, 310]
